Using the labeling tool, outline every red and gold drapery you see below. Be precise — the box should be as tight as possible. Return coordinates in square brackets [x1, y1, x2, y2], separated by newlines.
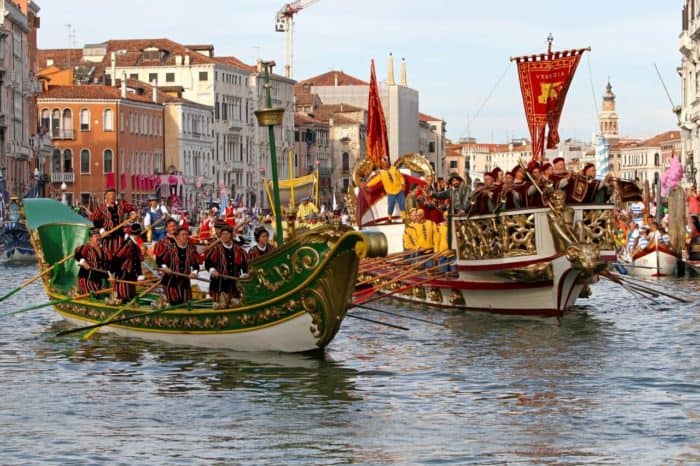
[512, 48, 588, 161]
[365, 59, 390, 167]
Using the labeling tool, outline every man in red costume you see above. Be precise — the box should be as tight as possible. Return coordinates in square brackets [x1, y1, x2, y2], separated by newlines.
[91, 188, 136, 260]
[248, 226, 276, 262]
[204, 224, 247, 308]
[74, 227, 109, 294]
[156, 227, 201, 305]
[110, 223, 146, 302]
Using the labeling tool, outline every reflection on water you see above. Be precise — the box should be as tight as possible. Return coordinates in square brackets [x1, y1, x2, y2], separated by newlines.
[0, 264, 698, 464]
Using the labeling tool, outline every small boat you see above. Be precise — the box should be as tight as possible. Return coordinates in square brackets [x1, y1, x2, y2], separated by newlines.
[0, 197, 35, 264]
[620, 243, 679, 278]
[25, 198, 383, 352]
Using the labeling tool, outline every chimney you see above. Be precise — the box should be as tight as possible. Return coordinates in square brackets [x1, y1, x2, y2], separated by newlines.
[184, 54, 190, 66]
[334, 72, 338, 86]
[110, 52, 117, 87]
[152, 80, 158, 103]
[121, 72, 127, 98]
[387, 53, 395, 86]
[400, 58, 407, 87]
[175, 55, 183, 66]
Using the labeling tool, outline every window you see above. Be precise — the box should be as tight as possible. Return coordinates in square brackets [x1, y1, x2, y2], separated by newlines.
[62, 109, 73, 136]
[428, 141, 436, 153]
[41, 109, 50, 132]
[148, 73, 158, 83]
[449, 160, 458, 169]
[129, 73, 139, 80]
[165, 72, 175, 83]
[51, 109, 60, 137]
[342, 178, 350, 193]
[63, 149, 73, 171]
[342, 152, 350, 171]
[52, 148, 61, 172]
[80, 193, 90, 207]
[215, 102, 220, 120]
[80, 109, 90, 131]
[80, 149, 90, 174]
[103, 149, 113, 174]
[199, 71, 208, 81]
[103, 108, 113, 131]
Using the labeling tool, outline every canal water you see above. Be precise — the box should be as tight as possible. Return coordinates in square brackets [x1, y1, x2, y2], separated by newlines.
[0, 264, 698, 465]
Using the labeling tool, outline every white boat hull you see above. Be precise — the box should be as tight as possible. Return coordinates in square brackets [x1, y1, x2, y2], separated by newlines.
[627, 249, 678, 278]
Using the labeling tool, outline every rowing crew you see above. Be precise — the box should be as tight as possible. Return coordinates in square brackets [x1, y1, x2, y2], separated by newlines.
[74, 218, 275, 309]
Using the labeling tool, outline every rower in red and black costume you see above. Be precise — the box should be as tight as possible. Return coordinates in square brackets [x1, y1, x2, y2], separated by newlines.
[74, 227, 109, 294]
[156, 227, 201, 305]
[90, 187, 136, 260]
[152, 218, 178, 259]
[204, 224, 247, 307]
[247, 226, 276, 262]
[109, 223, 146, 302]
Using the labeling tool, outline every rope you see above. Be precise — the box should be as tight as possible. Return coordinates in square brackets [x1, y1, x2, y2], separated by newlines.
[586, 53, 599, 118]
[466, 61, 513, 132]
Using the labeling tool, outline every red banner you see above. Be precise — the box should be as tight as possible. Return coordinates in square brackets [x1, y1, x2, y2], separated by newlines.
[513, 49, 587, 161]
[366, 60, 390, 167]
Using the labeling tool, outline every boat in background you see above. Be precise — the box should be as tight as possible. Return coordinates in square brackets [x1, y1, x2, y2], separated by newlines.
[0, 196, 35, 264]
[619, 242, 679, 278]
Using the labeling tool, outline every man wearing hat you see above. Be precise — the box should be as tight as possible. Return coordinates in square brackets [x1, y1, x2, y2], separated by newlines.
[297, 196, 319, 224]
[433, 172, 469, 216]
[550, 156, 571, 190]
[90, 188, 137, 260]
[204, 224, 247, 308]
[248, 226, 276, 262]
[109, 223, 146, 303]
[74, 227, 109, 294]
[143, 195, 169, 242]
[156, 227, 201, 305]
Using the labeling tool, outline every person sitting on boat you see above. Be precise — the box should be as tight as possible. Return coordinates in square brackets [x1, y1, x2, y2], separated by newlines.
[297, 196, 319, 224]
[404, 208, 437, 267]
[109, 223, 146, 303]
[204, 224, 247, 308]
[74, 227, 109, 295]
[433, 172, 468, 216]
[156, 227, 201, 305]
[403, 208, 420, 252]
[434, 218, 454, 275]
[646, 221, 662, 245]
[90, 187, 137, 261]
[363, 156, 406, 223]
[143, 195, 169, 242]
[468, 171, 497, 215]
[633, 226, 650, 255]
[248, 226, 276, 262]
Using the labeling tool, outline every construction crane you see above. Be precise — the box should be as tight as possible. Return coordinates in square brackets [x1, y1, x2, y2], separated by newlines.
[275, 0, 321, 79]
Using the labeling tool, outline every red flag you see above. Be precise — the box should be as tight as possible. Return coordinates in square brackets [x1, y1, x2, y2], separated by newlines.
[513, 48, 586, 161]
[366, 60, 390, 167]
[105, 173, 115, 189]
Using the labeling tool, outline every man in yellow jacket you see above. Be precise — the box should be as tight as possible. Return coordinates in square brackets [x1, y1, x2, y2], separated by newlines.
[365, 157, 406, 223]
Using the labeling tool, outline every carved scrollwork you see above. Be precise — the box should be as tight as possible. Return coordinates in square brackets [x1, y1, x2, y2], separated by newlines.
[455, 213, 536, 260]
[577, 209, 615, 250]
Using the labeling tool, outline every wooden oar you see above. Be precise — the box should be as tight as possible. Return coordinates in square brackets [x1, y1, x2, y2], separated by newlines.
[346, 313, 409, 331]
[354, 267, 452, 306]
[0, 288, 115, 319]
[57, 298, 211, 336]
[80, 281, 161, 341]
[162, 269, 211, 283]
[354, 255, 448, 298]
[603, 271, 691, 303]
[352, 303, 448, 328]
[0, 253, 76, 304]
[100, 215, 136, 239]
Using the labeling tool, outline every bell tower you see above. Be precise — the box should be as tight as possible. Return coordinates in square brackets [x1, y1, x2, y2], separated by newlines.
[599, 80, 619, 141]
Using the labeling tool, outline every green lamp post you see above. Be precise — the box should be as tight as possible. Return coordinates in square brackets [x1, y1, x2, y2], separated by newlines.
[254, 60, 286, 246]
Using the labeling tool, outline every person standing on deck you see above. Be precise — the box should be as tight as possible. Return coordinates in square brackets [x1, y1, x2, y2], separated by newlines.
[248, 226, 276, 263]
[204, 224, 247, 308]
[364, 156, 406, 223]
[143, 195, 169, 242]
[91, 187, 137, 261]
[74, 227, 109, 294]
[110, 223, 146, 303]
[156, 227, 201, 305]
[152, 218, 178, 258]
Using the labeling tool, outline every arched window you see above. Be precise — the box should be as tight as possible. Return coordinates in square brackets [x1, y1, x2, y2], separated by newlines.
[80, 149, 90, 174]
[654, 152, 660, 166]
[63, 149, 73, 171]
[103, 108, 113, 131]
[80, 109, 90, 131]
[62, 109, 72, 137]
[51, 109, 60, 137]
[41, 109, 50, 132]
[103, 149, 113, 174]
[342, 152, 350, 171]
[52, 148, 61, 172]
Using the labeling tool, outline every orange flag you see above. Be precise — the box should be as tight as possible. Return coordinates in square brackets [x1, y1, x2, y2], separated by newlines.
[366, 60, 390, 166]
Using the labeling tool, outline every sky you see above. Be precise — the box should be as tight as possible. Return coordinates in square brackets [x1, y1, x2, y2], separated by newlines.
[37, 0, 682, 143]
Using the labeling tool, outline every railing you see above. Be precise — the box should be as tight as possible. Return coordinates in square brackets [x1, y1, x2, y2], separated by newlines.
[51, 129, 75, 140]
[51, 171, 75, 183]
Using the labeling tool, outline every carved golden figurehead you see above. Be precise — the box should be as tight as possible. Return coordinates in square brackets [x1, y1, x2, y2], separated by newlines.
[393, 153, 435, 179]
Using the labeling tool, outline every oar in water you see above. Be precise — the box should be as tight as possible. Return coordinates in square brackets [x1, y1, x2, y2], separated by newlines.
[80, 281, 162, 341]
[354, 252, 446, 296]
[352, 303, 448, 328]
[346, 313, 409, 331]
[0, 253, 76, 304]
[354, 267, 452, 307]
[0, 288, 115, 319]
[604, 272, 691, 303]
[57, 298, 211, 336]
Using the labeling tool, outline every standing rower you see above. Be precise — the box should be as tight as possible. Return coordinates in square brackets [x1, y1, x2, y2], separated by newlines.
[156, 227, 201, 305]
[110, 223, 146, 303]
[74, 227, 109, 294]
[247, 226, 276, 262]
[91, 187, 136, 260]
[204, 224, 247, 308]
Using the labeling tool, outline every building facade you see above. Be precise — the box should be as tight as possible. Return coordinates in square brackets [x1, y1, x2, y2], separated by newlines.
[0, 0, 42, 197]
[38, 84, 164, 207]
[293, 113, 331, 206]
[679, 1, 700, 184]
[418, 112, 447, 178]
[618, 130, 681, 183]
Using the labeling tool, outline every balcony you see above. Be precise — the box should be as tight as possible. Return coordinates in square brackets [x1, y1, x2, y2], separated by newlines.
[51, 129, 75, 140]
[51, 171, 75, 183]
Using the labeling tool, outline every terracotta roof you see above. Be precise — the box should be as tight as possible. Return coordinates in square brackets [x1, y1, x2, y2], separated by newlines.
[295, 92, 316, 106]
[638, 130, 681, 147]
[315, 103, 362, 114]
[445, 148, 462, 157]
[216, 56, 256, 72]
[295, 112, 327, 127]
[297, 70, 368, 87]
[326, 114, 358, 125]
[37, 48, 83, 69]
[39, 84, 160, 106]
[419, 112, 441, 122]
[122, 79, 210, 108]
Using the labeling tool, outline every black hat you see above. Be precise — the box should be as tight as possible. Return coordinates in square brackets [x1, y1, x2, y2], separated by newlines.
[147, 194, 160, 202]
[218, 224, 233, 233]
[254, 226, 268, 241]
[448, 172, 463, 182]
[128, 223, 143, 236]
[89, 227, 101, 236]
